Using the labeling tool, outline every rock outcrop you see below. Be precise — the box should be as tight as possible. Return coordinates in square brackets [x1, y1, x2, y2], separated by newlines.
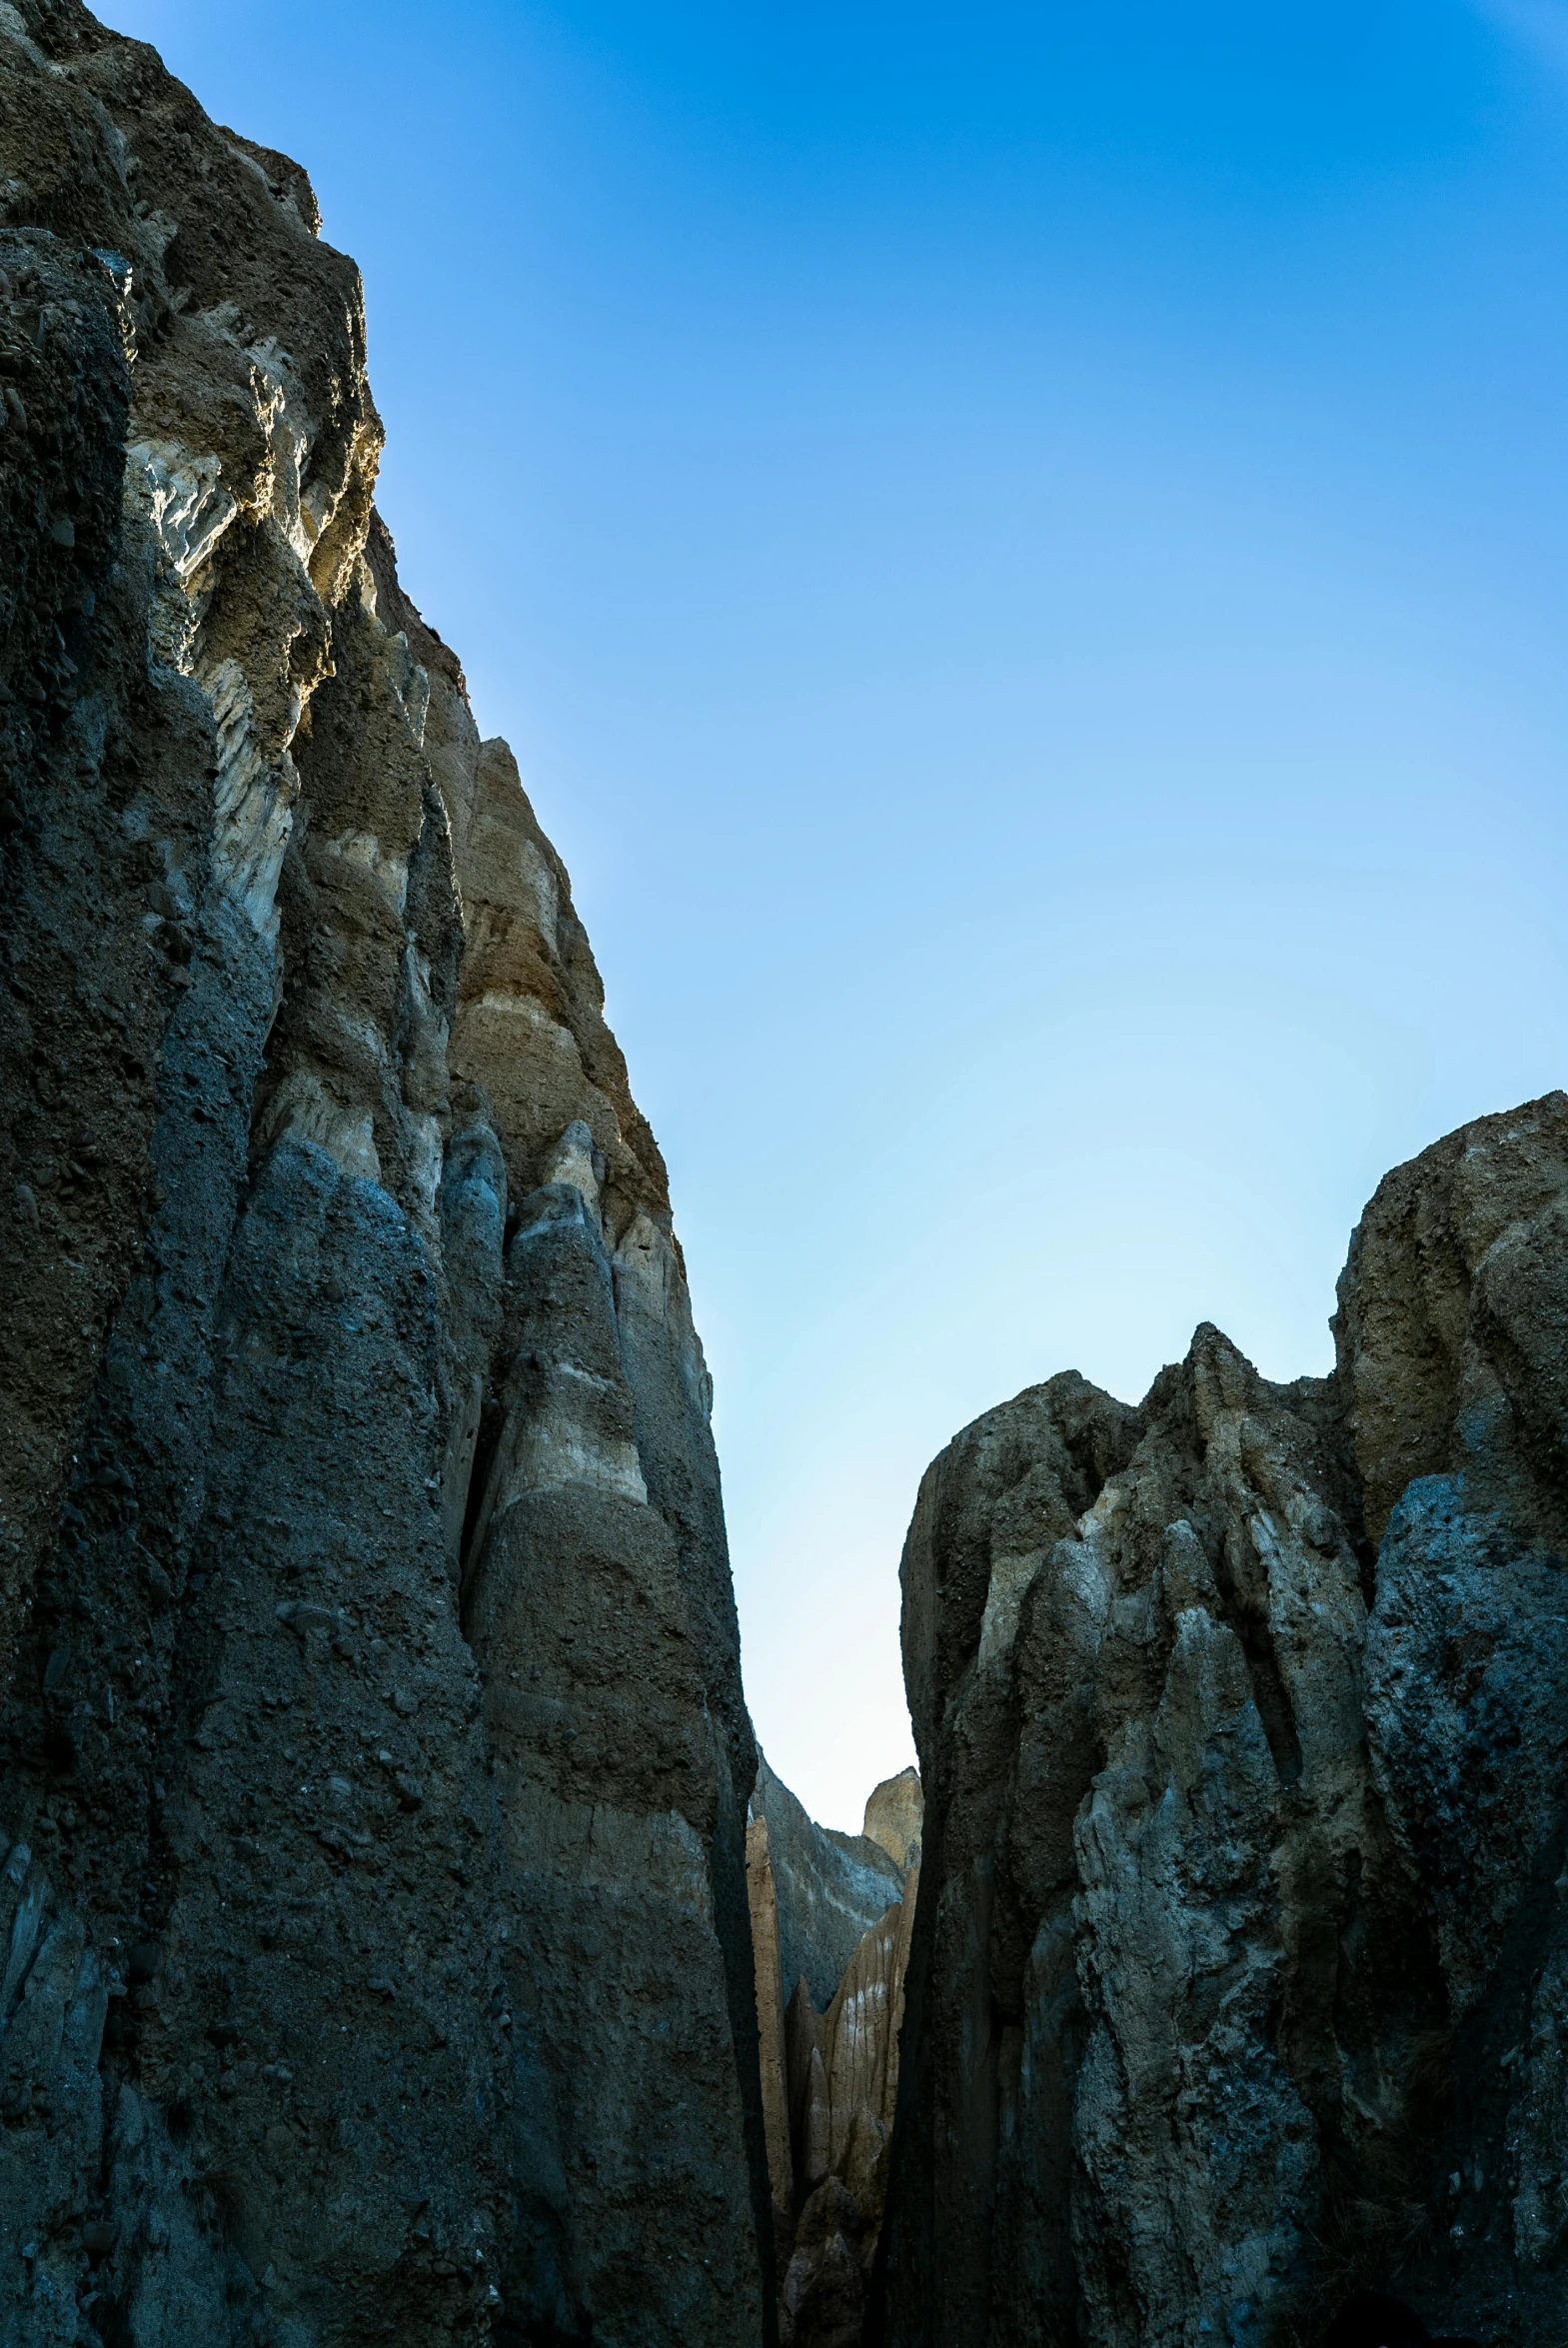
[0, 6, 768, 2341]
[876, 1093, 1568, 2348]
[750, 1763, 922, 2348]
[751, 1758, 906, 2018]
[862, 1770, 921, 1874]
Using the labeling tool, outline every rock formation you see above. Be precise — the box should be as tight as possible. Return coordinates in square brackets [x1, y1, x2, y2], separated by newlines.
[749, 1763, 922, 2348]
[862, 1770, 921, 1874]
[876, 1093, 1568, 2348]
[0, 5, 769, 2340]
[5, 9, 1568, 2348]
[751, 1758, 907, 2018]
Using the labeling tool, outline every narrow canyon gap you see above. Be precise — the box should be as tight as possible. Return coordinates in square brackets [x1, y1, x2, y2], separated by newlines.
[1, 10, 1566, 2348]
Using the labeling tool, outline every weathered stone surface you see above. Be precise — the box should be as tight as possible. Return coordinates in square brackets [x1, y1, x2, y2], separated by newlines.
[749, 1761, 919, 2348]
[751, 1756, 904, 2017]
[862, 1771, 921, 1874]
[877, 1096, 1568, 2348]
[750, 1807, 797, 2226]
[0, 5, 768, 2340]
[748, 1755, 906, 2240]
[780, 1881, 918, 2348]
[9, 9, 1568, 2346]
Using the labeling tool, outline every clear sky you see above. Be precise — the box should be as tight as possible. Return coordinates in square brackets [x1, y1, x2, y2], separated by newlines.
[110, 0, 1568, 1829]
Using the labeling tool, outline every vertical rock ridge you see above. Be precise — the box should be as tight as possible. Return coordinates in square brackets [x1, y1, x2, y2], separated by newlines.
[0, 6, 768, 2340]
[875, 1094, 1568, 2348]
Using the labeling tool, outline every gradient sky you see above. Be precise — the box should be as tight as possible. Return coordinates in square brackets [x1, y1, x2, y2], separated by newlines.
[109, 0, 1568, 1828]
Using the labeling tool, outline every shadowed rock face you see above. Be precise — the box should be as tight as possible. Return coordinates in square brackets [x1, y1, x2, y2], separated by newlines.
[5, 9, 1567, 2347]
[752, 1757, 905, 2018]
[749, 1764, 923, 2348]
[0, 5, 768, 2340]
[876, 1092, 1568, 2348]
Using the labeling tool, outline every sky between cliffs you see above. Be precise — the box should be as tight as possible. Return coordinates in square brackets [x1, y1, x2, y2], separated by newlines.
[111, 0, 1568, 1830]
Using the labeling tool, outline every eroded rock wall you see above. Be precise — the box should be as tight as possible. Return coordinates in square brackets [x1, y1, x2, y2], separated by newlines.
[749, 1763, 921, 2348]
[0, 5, 768, 2341]
[876, 1095, 1568, 2348]
[751, 1757, 905, 2018]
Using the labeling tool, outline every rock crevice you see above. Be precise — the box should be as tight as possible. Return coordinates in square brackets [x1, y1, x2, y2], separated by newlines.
[748, 1762, 922, 2348]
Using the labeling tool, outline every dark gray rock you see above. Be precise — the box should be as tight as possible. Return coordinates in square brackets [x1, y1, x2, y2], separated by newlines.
[877, 1096, 1568, 2348]
[0, 4, 768, 2338]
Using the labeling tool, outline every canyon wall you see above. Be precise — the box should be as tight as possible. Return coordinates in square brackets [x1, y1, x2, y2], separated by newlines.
[5, 10, 1568, 2348]
[749, 1765, 921, 2348]
[0, 5, 770, 2341]
[876, 1093, 1568, 2348]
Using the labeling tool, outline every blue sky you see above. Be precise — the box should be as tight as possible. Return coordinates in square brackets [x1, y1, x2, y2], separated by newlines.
[111, 0, 1568, 1826]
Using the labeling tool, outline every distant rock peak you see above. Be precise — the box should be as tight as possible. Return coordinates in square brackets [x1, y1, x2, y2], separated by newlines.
[748, 1756, 922, 2347]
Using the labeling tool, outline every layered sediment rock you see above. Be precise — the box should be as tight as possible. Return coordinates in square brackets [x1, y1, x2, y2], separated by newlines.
[877, 1093, 1568, 2348]
[0, 5, 767, 2340]
[750, 1764, 922, 2348]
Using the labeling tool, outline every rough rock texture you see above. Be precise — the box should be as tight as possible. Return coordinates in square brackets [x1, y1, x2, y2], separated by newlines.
[751, 1758, 904, 2017]
[0, 6, 769, 2341]
[780, 1886, 917, 2348]
[749, 1765, 921, 2348]
[877, 1094, 1568, 2348]
[862, 1771, 921, 1875]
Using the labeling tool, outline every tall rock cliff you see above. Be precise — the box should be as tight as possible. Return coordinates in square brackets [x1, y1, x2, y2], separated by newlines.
[0, 5, 769, 2341]
[6, 9, 1568, 2347]
[876, 1093, 1568, 2348]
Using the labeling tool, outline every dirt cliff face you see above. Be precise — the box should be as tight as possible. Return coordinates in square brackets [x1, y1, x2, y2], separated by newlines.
[0, 5, 768, 2341]
[876, 1093, 1568, 2348]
